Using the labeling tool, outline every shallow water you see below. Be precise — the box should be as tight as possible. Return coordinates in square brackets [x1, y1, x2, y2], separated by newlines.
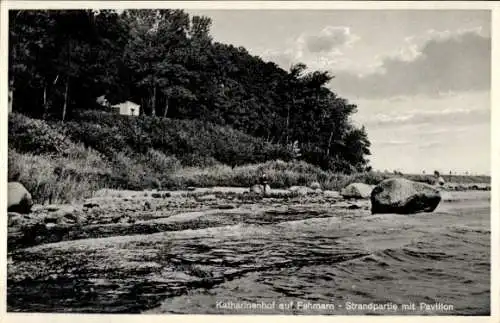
[7, 191, 490, 315]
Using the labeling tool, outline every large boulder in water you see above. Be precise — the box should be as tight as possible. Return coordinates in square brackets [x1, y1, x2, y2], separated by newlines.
[370, 178, 441, 214]
[8, 182, 33, 214]
[341, 183, 374, 199]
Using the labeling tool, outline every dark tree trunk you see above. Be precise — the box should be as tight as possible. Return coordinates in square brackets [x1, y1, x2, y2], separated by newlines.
[326, 130, 334, 158]
[8, 78, 15, 114]
[151, 86, 157, 116]
[285, 104, 290, 146]
[163, 97, 169, 117]
[8, 88, 13, 114]
[62, 40, 71, 122]
[62, 79, 69, 122]
[42, 82, 48, 119]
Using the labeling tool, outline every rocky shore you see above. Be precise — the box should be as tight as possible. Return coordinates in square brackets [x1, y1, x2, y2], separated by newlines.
[7, 183, 491, 314]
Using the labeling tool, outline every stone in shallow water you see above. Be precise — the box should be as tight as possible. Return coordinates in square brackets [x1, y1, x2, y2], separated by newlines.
[8, 212, 29, 227]
[323, 190, 341, 198]
[197, 194, 217, 201]
[84, 202, 100, 208]
[309, 181, 321, 190]
[341, 183, 374, 199]
[370, 178, 441, 214]
[288, 186, 314, 196]
[45, 205, 61, 212]
[217, 204, 236, 210]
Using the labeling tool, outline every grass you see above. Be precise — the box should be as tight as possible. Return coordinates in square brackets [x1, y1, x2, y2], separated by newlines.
[8, 148, 109, 204]
[404, 173, 490, 184]
[166, 160, 383, 190]
[8, 113, 491, 204]
[9, 149, 491, 205]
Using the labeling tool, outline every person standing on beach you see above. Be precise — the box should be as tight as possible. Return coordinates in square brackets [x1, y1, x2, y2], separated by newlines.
[259, 173, 268, 187]
[259, 173, 271, 196]
[434, 171, 445, 186]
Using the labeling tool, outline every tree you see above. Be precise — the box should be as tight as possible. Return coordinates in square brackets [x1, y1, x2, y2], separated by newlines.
[121, 9, 196, 117]
[9, 9, 372, 173]
[9, 10, 122, 120]
[9, 10, 56, 116]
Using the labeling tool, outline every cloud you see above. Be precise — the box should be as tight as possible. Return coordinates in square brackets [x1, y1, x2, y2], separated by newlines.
[261, 25, 359, 71]
[378, 140, 411, 146]
[330, 28, 490, 98]
[417, 126, 470, 136]
[261, 48, 297, 70]
[351, 92, 490, 156]
[300, 26, 359, 53]
[362, 107, 490, 128]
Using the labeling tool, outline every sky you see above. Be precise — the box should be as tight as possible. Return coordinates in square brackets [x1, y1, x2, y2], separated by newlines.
[185, 9, 491, 175]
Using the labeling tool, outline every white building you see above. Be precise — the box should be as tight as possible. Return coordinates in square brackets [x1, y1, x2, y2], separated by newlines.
[111, 101, 141, 116]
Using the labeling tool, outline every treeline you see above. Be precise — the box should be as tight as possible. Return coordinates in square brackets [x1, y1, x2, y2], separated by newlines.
[9, 9, 371, 173]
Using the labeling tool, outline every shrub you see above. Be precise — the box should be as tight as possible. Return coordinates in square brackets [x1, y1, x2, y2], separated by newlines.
[144, 149, 182, 174]
[61, 121, 130, 158]
[8, 113, 74, 156]
[166, 160, 355, 190]
[8, 113, 490, 199]
[70, 110, 293, 167]
[8, 148, 105, 204]
[178, 153, 220, 168]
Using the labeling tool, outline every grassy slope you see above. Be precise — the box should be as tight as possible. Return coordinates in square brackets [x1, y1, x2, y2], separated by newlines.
[8, 113, 490, 204]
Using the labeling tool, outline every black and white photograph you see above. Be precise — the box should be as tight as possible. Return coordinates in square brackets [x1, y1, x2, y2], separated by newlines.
[4, 2, 494, 318]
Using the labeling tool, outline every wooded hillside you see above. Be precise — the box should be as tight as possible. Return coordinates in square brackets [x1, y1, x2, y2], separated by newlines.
[9, 9, 371, 173]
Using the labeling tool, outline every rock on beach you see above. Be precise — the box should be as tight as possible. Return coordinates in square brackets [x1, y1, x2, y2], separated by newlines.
[8, 182, 33, 214]
[370, 178, 442, 214]
[341, 183, 374, 199]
